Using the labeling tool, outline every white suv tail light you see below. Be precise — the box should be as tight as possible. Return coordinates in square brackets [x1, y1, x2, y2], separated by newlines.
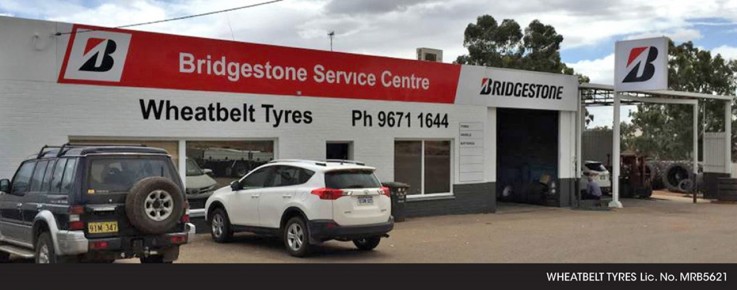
[311, 188, 345, 200]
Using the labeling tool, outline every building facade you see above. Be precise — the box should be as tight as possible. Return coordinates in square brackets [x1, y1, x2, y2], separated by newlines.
[0, 16, 580, 216]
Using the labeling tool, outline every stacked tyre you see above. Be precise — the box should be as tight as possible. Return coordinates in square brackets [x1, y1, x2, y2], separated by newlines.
[717, 178, 737, 201]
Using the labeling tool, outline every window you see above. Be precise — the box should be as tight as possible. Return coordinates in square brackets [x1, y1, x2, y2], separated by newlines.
[394, 140, 452, 196]
[87, 157, 173, 194]
[240, 166, 274, 189]
[186, 140, 275, 189]
[60, 158, 78, 194]
[29, 160, 49, 192]
[50, 159, 67, 192]
[270, 166, 314, 187]
[11, 161, 36, 195]
[40, 160, 56, 192]
[325, 170, 381, 189]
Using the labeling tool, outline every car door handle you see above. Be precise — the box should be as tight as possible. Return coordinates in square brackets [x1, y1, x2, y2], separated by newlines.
[16, 203, 22, 208]
[36, 204, 43, 210]
[251, 194, 260, 198]
[282, 194, 292, 199]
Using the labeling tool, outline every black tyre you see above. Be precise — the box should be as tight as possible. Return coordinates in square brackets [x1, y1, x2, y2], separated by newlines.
[125, 177, 185, 235]
[0, 251, 10, 263]
[664, 163, 691, 193]
[210, 208, 233, 243]
[35, 232, 77, 264]
[283, 217, 311, 257]
[140, 255, 172, 264]
[353, 236, 381, 251]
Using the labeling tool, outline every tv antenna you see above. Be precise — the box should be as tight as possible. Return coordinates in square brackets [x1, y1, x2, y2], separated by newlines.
[328, 31, 335, 51]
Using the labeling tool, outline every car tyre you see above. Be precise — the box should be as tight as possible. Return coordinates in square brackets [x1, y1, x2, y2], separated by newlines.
[353, 236, 381, 251]
[284, 217, 311, 257]
[125, 177, 185, 234]
[35, 232, 77, 264]
[210, 208, 233, 243]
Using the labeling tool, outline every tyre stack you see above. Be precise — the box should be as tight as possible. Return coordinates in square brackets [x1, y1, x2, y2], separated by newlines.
[660, 161, 703, 193]
[717, 178, 737, 201]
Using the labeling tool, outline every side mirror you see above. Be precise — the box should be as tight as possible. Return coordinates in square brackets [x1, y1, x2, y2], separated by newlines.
[0, 179, 10, 193]
[203, 168, 213, 176]
[230, 180, 241, 191]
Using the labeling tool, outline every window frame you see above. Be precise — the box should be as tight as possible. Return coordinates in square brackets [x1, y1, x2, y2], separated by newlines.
[10, 160, 37, 196]
[394, 139, 454, 199]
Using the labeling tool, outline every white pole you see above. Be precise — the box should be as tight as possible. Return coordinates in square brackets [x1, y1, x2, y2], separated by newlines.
[610, 92, 623, 208]
[577, 90, 583, 205]
[693, 103, 698, 203]
[726, 101, 732, 176]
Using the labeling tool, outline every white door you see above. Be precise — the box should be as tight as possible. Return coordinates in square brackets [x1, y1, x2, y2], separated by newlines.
[257, 166, 306, 228]
[227, 166, 274, 226]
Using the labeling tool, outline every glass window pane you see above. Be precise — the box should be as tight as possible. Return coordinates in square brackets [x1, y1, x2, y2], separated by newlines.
[30, 160, 48, 192]
[241, 167, 273, 189]
[51, 159, 67, 192]
[394, 141, 422, 195]
[60, 159, 78, 194]
[325, 170, 381, 189]
[41, 160, 56, 192]
[11, 161, 36, 194]
[86, 157, 173, 194]
[424, 141, 451, 194]
[186, 140, 275, 189]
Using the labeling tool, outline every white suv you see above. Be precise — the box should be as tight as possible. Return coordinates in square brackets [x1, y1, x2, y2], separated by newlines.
[204, 160, 394, 257]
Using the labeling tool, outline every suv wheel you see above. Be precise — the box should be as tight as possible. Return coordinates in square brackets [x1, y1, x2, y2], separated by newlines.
[35, 232, 77, 264]
[125, 177, 185, 234]
[210, 208, 233, 243]
[284, 217, 311, 257]
[0, 251, 10, 263]
[353, 236, 381, 251]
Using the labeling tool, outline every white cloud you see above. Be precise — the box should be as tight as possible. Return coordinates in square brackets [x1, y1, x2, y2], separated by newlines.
[567, 54, 615, 85]
[0, 0, 736, 62]
[625, 28, 703, 43]
[713, 45, 737, 60]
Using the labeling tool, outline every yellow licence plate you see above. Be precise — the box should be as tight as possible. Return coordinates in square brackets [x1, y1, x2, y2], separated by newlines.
[88, 221, 119, 234]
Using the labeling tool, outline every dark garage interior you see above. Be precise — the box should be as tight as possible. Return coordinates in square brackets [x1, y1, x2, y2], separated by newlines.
[497, 108, 559, 206]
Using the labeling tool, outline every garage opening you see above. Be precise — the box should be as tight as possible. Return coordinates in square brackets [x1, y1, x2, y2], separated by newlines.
[496, 108, 559, 206]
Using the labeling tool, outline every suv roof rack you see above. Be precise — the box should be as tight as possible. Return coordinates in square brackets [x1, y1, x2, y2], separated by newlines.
[269, 159, 328, 166]
[36, 145, 64, 159]
[325, 159, 365, 166]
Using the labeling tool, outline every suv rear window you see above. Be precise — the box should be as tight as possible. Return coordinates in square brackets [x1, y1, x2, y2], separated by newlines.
[585, 163, 607, 172]
[325, 170, 381, 189]
[87, 157, 176, 194]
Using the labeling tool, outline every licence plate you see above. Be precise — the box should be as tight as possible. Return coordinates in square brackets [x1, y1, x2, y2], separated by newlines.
[358, 196, 373, 205]
[88, 221, 119, 234]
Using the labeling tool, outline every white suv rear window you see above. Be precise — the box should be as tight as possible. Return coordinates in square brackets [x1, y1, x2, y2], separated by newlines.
[325, 170, 381, 189]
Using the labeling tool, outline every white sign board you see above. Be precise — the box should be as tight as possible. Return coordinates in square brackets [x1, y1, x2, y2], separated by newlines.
[459, 122, 484, 182]
[614, 37, 668, 91]
[454, 66, 579, 111]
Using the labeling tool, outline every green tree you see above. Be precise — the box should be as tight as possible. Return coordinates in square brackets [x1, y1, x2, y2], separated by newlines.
[456, 15, 583, 78]
[625, 41, 737, 160]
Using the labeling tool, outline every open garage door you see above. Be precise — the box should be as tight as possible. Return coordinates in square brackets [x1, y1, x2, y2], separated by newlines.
[497, 108, 559, 206]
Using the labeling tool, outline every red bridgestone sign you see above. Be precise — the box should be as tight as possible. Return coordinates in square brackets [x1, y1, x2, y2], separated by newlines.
[59, 25, 462, 104]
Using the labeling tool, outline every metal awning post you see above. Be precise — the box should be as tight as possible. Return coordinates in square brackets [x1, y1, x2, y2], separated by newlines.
[610, 91, 623, 208]
[693, 102, 698, 204]
[726, 101, 732, 176]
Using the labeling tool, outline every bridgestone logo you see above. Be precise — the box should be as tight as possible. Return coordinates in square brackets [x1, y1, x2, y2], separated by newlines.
[480, 78, 563, 100]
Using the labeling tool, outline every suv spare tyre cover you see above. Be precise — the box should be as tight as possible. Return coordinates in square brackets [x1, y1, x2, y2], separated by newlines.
[125, 177, 185, 234]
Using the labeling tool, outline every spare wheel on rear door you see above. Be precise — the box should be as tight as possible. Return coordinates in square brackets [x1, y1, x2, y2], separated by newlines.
[125, 177, 185, 234]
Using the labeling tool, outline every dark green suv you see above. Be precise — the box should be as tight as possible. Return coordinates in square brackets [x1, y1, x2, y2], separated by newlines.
[0, 144, 194, 263]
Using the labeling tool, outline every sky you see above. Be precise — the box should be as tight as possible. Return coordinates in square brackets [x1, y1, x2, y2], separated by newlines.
[2, 0, 737, 127]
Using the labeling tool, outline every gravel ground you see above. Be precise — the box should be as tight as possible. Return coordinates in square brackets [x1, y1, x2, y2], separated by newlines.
[6, 191, 735, 263]
[172, 191, 737, 263]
